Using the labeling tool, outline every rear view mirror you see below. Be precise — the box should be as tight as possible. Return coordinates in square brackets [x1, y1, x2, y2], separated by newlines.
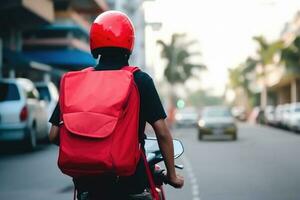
[173, 139, 184, 159]
[144, 137, 184, 159]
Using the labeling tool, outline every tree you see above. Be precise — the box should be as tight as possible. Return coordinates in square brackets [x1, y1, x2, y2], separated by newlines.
[253, 36, 284, 108]
[228, 65, 243, 90]
[241, 57, 258, 96]
[228, 57, 256, 109]
[229, 57, 257, 93]
[157, 33, 206, 85]
[187, 89, 223, 107]
[281, 36, 300, 72]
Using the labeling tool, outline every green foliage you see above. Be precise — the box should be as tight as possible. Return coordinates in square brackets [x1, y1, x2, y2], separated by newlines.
[228, 36, 283, 95]
[228, 33, 299, 108]
[228, 66, 243, 89]
[253, 36, 284, 66]
[228, 57, 257, 97]
[187, 89, 223, 107]
[281, 36, 300, 71]
[157, 33, 206, 84]
[242, 57, 257, 74]
[227, 36, 283, 108]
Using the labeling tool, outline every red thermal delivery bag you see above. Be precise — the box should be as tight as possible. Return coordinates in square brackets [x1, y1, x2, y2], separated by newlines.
[57, 66, 141, 177]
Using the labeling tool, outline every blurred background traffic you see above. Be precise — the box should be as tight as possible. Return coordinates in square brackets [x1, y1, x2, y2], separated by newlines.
[1, 0, 300, 200]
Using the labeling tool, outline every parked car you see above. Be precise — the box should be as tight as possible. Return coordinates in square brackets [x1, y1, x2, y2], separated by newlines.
[231, 106, 246, 121]
[175, 107, 198, 128]
[282, 103, 291, 128]
[0, 78, 48, 150]
[274, 104, 285, 127]
[265, 105, 276, 125]
[35, 81, 58, 132]
[288, 102, 300, 132]
[197, 106, 237, 140]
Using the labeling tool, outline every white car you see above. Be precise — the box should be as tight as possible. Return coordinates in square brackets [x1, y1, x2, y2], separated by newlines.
[35, 81, 58, 132]
[231, 106, 246, 121]
[274, 105, 284, 127]
[265, 105, 276, 125]
[175, 108, 198, 128]
[0, 78, 48, 149]
[288, 103, 300, 132]
[282, 104, 291, 128]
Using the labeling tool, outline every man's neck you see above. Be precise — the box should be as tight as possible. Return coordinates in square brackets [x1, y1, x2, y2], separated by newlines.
[95, 55, 129, 70]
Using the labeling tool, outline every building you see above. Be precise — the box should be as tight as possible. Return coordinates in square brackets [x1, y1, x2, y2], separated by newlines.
[0, 0, 151, 86]
[265, 12, 300, 105]
[248, 11, 300, 109]
[0, 0, 55, 78]
[22, 0, 108, 84]
[0, 0, 108, 85]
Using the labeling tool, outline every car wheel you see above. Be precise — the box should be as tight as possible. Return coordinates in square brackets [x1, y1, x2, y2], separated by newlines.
[294, 128, 300, 134]
[40, 128, 50, 144]
[24, 125, 37, 150]
[291, 126, 300, 134]
[232, 133, 237, 141]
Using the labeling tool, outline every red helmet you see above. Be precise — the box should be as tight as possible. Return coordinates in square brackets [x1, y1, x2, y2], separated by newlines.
[90, 11, 135, 58]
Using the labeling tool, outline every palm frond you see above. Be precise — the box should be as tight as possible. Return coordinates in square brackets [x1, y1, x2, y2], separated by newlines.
[158, 33, 206, 84]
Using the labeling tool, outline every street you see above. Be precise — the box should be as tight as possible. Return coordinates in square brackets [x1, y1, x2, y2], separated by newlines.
[1, 123, 300, 200]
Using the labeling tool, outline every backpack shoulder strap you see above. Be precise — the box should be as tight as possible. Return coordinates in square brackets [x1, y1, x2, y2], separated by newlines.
[141, 151, 160, 200]
[122, 66, 140, 73]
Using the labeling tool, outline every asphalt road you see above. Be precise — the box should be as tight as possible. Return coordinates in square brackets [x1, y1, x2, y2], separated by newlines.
[1, 123, 300, 200]
[166, 123, 300, 200]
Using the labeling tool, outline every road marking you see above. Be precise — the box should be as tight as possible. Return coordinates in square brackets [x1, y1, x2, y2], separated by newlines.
[181, 155, 202, 200]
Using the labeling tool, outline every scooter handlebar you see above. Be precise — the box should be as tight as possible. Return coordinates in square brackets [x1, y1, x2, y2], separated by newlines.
[175, 164, 184, 169]
[153, 164, 184, 185]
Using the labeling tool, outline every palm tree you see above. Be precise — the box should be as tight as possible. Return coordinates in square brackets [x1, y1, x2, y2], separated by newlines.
[253, 36, 284, 109]
[157, 34, 205, 127]
[228, 65, 243, 90]
[241, 57, 258, 95]
[157, 33, 206, 85]
[228, 57, 257, 108]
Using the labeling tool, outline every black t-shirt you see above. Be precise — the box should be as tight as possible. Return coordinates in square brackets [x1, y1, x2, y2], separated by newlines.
[49, 59, 167, 147]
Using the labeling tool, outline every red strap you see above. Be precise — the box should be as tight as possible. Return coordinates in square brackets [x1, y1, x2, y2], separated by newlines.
[141, 151, 160, 200]
[81, 67, 94, 71]
[122, 66, 140, 73]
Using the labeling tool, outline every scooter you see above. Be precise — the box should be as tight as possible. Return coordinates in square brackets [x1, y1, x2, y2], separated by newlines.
[141, 137, 184, 200]
[76, 137, 184, 200]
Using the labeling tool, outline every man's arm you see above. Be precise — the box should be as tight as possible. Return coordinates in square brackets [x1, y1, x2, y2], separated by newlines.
[48, 103, 60, 146]
[49, 125, 59, 146]
[152, 119, 184, 188]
